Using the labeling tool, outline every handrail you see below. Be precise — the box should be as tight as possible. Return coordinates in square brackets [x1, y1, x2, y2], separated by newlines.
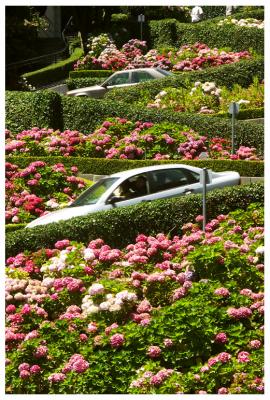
[6, 16, 74, 70]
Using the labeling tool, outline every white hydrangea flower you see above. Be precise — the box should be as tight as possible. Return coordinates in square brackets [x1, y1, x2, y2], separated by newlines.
[83, 248, 96, 261]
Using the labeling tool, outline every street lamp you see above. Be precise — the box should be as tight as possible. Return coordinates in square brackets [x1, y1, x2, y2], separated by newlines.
[138, 14, 145, 41]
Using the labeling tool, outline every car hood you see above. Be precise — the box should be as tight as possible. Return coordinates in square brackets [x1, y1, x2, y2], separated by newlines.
[26, 204, 102, 228]
[66, 85, 104, 95]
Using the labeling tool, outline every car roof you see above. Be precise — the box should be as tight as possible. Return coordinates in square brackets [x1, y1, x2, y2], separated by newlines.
[112, 68, 160, 74]
[110, 164, 201, 179]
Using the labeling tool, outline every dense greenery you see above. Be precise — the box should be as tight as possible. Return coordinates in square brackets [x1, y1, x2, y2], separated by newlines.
[6, 183, 263, 258]
[149, 19, 264, 54]
[5, 90, 62, 133]
[69, 70, 112, 78]
[21, 48, 84, 87]
[66, 77, 104, 90]
[7, 156, 264, 178]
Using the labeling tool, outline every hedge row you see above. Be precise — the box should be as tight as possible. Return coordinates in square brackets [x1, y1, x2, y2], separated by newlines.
[61, 97, 264, 156]
[5, 183, 264, 258]
[149, 18, 264, 54]
[5, 90, 62, 133]
[216, 107, 264, 120]
[66, 77, 104, 90]
[104, 58, 264, 103]
[7, 156, 264, 178]
[21, 48, 84, 87]
[5, 224, 26, 233]
[69, 69, 112, 79]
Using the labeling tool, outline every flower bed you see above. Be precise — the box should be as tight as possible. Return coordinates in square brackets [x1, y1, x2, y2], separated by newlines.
[5, 120, 261, 162]
[147, 78, 264, 115]
[217, 17, 264, 29]
[5, 204, 264, 394]
[74, 37, 252, 72]
[5, 161, 89, 224]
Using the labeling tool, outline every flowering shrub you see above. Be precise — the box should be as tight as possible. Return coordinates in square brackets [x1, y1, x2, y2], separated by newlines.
[73, 39, 252, 72]
[5, 161, 88, 224]
[147, 78, 264, 115]
[172, 43, 251, 72]
[5, 204, 264, 393]
[217, 17, 264, 29]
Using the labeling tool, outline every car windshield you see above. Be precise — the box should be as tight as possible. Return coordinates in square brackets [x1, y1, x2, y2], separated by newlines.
[156, 67, 174, 76]
[69, 177, 118, 207]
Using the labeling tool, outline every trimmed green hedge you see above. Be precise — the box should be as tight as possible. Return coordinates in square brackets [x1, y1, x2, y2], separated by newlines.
[61, 97, 264, 156]
[149, 19, 264, 54]
[5, 224, 26, 234]
[66, 77, 104, 90]
[5, 90, 62, 133]
[69, 70, 112, 78]
[104, 59, 264, 103]
[5, 183, 264, 258]
[21, 48, 84, 87]
[7, 156, 264, 178]
[216, 107, 264, 120]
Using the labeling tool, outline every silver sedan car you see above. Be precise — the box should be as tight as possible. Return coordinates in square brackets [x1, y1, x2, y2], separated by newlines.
[66, 67, 174, 98]
[26, 164, 240, 228]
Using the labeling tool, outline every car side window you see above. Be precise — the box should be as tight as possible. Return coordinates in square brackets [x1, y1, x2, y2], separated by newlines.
[131, 71, 155, 83]
[106, 72, 130, 86]
[149, 169, 199, 193]
[109, 174, 149, 202]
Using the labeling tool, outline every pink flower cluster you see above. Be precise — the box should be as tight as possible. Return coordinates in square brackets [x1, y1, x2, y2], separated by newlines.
[227, 307, 253, 319]
[110, 333, 125, 348]
[62, 354, 89, 374]
[147, 345, 161, 358]
[18, 363, 41, 379]
[5, 161, 85, 224]
[172, 43, 251, 71]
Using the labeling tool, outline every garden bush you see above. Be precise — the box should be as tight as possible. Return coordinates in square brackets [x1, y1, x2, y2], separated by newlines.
[149, 19, 264, 54]
[5, 91, 62, 133]
[6, 182, 263, 258]
[66, 77, 104, 90]
[5, 160, 89, 224]
[5, 204, 264, 393]
[216, 107, 264, 120]
[21, 48, 84, 87]
[105, 58, 264, 103]
[69, 70, 112, 78]
[7, 156, 264, 178]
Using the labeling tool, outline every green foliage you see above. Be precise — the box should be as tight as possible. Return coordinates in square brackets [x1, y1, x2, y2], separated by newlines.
[5, 90, 62, 133]
[149, 19, 264, 54]
[7, 156, 264, 177]
[66, 77, 104, 90]
[5, 223, 26, 233]
[69, 70, 112, 78]
[6, 183, 263, 258]
[216, 107, 264, 120]
[21, 48, 84, 87]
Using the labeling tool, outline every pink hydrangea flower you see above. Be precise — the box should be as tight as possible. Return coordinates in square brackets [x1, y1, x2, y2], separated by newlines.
[214, 287, 230, 297]
[110, 333, 125, 348]
[48, 372, 66, 382]
[249, 340, 262, 349]
[237, 351, 250, 363]
[147, 345, 161, 358]
[215, 332, 228, 344]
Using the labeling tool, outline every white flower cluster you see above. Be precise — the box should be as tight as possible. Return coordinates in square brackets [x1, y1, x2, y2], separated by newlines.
[191, 81, 222, 97]
[81, 285, 138, 315]
[218, 18, 264, 29]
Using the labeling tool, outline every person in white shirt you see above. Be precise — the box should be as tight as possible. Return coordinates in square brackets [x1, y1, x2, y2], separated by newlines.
[225, 6, 238, 16]
[191, 6, 204, 23]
